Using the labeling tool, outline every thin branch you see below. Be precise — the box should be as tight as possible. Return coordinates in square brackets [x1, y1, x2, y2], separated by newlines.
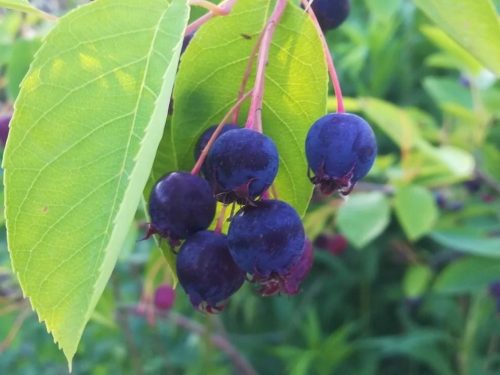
[188, 0, 230, 15]
[123, 305, 257, 375]
[300, 0, 344, 113]
[232, 32, 265, 123]
[0, 308, 30, 353]
[185, 0, 237, 35]
[245, 0, 288, 132]
[191, 90, 253, 175]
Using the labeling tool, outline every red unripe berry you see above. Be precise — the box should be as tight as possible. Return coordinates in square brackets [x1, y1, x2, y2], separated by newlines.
[154, 284, 176, 311]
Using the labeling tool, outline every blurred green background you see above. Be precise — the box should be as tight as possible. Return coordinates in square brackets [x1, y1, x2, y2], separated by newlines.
[0, 0, 499, 374]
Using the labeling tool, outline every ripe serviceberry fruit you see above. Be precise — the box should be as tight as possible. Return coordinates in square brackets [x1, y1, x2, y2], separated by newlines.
[206, 128, 279, 203]
[253, 239, 313, 296]
[194, 124, 240, 177]
[305, 113, 377, 195]
[154, 284, 176, 311]
[303, 0, 350, 31]
[177, 231, 245, 312]
[0, 114, 11, 147]
[228, 199, 305, 292]
[148, 172, 216, 244]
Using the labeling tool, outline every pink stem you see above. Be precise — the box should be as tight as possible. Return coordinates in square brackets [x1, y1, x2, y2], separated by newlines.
[191, 90, 253, 176]
[232, 33, 265, 123]
[300, 0, 344, 113]
[214, 204, 228, 233]
[189, 0, 230, 15]
[245, 0, 288, 132]
[185, 0, 237, 35]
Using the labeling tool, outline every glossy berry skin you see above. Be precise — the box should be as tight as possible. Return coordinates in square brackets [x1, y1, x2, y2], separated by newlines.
[228, 200, 305, 281]
[0, 114, 11, 147]
[194, 124, 240, 177]
[206, 128, 279, 203]
[154, 284, 176, 311]
[253, 239, 313, 296]
[305, 113, 377, 195]
[177, 231, 245, 312]
[148, 172, 216, 243]
[306, 0, 350, 31]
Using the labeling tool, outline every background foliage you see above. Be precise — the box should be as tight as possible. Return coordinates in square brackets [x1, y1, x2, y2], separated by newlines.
[0, 0, 499, 374]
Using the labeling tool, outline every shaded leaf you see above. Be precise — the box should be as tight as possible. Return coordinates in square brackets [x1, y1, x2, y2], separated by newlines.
[403, 264, 433, 298]
[434, 257, 500, 294]
[0, 0, 55, 19]
[430, 230, 500, 257]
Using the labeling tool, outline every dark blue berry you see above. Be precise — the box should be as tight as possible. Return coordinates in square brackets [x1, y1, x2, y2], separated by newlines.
[305, 113, 377, 195]
[227, 199, 305, 291]
[194, 124, 240, 177]
[0, 114, 11, 147]
[303, 0, 350, 31]
[154, 284, 176, 311]
[148, 172, 216, 243]
[177, 231, 245, 312]
[206, 128, 279, 203]
[277, 239, 314, 296]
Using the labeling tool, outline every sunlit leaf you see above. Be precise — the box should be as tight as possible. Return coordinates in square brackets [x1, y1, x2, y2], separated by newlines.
[170, 0, 328, 217]
[414, 0, 500, 75]
[4, 0, 189, 365]
[337, 192, 390, 248]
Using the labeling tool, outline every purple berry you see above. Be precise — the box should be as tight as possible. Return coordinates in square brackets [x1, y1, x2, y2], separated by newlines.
[154, 284, 176, 311]
[253, 239, 313, 296]
[194, 124, 240, 177]
[177, 231, 245, 312]
[227, 199, 305, 290]
[0, 114, 11, 147]
[279, 239, 314, 295]
[206, 128, 279, 203]
[148, 172, 216, 243]
[314, 233, 347, 256]
[303, 0, 350, 31]
[305, 113, 377, 195]
[489, 281, 500, 299]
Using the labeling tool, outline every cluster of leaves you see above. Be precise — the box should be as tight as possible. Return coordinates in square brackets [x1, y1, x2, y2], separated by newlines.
[0, 0, 498, 374]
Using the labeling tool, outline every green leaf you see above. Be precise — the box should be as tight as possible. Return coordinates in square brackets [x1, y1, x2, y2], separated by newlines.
[434, 257, 500, 294]
[420, 25, 484, 75]
[303, 204, 335, 240]
[358, 97, 422, 151]
[403, 264, 433, 298]
[6, 38, 41, 100]
[3, 0, 189, 365]
[394, 185, 438, 241]
[0, 0, 56, 20]
[171, 0, 328, 216]
[430, 231, 500, 257]
[336, 192, 390, 249]
[413, 0, 500, 75]
[406, 143, 475, 186]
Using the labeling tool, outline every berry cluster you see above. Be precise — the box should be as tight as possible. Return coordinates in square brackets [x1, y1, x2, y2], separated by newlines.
[149, 125, 310, 312]
[146, 0, 376, 313]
